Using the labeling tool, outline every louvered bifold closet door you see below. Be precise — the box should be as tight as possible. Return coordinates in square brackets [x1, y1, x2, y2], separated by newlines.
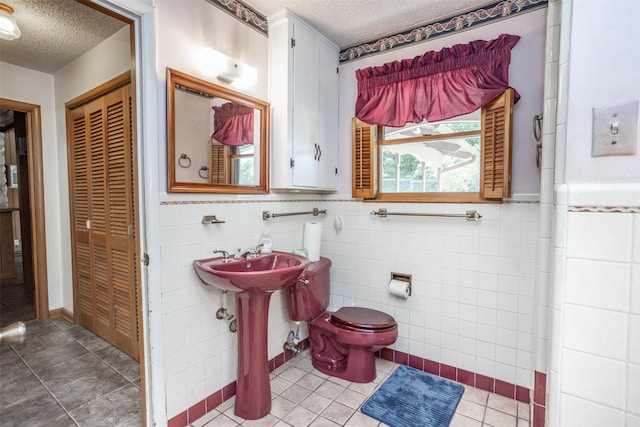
[104, 86, 138, 359]
[70, 107, 95, 329]
[480, 88, 514, 200]
[68, 83, 139, 360]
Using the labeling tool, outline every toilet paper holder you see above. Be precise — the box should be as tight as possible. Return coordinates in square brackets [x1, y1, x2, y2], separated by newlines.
[390, 272, 412, 297]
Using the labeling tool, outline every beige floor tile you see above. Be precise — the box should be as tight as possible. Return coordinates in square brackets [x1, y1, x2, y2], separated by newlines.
[270, 396, 296, 419]
[315, 380, 346, 399]
[450, 413, 482, 427]
[294, 357, 315, 372]
[242, 413, 279, 427]
[348, 382, 376, 396]
[218, 396, 237, 412]
[280, 366, 308, 383]
[282, 406, 317, 427]
[483, 407, 518, 427]
[271, 376, 294, 395]
[462, 385, 489, 406]
[206, 413, 240, 427]
[309, 416, 341, 426]
[337, 388, 368, 410]
[301, 392, 333, 414]
[344, 411, 380, 427]
[487, 394, 517, 416]
[456, 398, 486, 421]
[224, 406, 246, 424]
[273, 421, 292, 427]
[517, 402, 530, 420]
[298, 373, 326, 391]
[321, 401, 355, 425]
[517, 418, 529, 427]
[280, 384, 313, 404]
[327, 376, 352, 388]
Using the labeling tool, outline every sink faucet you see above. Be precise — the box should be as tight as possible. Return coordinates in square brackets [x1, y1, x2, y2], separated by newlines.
[234, 247, 259, 259]
[213, 249, 231, 262]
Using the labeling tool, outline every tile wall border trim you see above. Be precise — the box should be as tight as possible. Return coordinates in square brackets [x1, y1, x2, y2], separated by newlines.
[205, 0, 268, 36]
[160, 198, 539, 205]
[568, 206, 640, 213]
[338, 0, 548, 63]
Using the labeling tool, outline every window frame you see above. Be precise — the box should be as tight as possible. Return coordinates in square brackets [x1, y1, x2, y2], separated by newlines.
[352, 89, 514, 203]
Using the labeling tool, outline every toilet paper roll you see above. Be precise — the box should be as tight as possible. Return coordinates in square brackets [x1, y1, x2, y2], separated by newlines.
[388, 279, 410, 299]
[303, 221, 322, 262]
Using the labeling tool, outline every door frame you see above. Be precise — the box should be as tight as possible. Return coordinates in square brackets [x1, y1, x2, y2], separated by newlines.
[0, 98, 49, 319]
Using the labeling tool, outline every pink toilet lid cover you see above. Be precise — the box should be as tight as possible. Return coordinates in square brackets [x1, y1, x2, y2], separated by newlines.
[331, 307, 397, 330]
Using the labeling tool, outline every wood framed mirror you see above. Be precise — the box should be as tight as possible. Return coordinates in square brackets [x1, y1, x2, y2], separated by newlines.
[167, 68, 270, 193]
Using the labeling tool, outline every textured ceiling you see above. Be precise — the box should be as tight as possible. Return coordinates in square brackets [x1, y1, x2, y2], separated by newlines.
[0, 0, 498, 75]
[0, 0, 126, 74]
[243, 0, 497, 48]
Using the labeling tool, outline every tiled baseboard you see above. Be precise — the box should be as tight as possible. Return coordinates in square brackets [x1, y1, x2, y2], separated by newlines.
[168, 341, 534, 427]
[533, 371, 547, 427]
[377, 348, 531, 404]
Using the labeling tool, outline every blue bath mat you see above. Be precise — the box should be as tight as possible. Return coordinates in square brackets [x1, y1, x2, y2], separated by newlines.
[361, 365, 464, 427]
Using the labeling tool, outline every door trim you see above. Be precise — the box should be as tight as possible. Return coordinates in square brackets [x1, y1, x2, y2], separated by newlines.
[0, 98, 49, 319]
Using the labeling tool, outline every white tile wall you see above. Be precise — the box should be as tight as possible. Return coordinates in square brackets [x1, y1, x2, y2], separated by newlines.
[159, 197, 540, 418]
[551, 186, 640, 425]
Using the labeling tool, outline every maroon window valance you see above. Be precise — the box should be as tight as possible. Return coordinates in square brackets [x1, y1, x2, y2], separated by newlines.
[211, 102, 254, 146]
[355, 33, 521, 127]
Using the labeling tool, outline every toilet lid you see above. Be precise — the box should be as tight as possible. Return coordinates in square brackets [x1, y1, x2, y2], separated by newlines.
[331, 307, 397, 331]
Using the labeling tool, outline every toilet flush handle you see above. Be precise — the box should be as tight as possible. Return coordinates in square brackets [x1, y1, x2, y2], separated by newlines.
[298, 277, 309, 285]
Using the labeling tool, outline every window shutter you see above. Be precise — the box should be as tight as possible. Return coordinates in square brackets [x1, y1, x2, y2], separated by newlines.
[210, 142, 227, 184]
[480, 89, 514, 200]
[352, 117, 377, 199]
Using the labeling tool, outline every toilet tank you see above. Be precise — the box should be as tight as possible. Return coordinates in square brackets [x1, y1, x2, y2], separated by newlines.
[285, 257, 331, 321]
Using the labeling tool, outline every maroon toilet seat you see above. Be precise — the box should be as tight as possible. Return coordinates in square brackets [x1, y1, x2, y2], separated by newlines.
[330, 307, 397, 332]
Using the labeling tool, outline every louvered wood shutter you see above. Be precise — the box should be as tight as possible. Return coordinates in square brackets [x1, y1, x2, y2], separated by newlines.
[352, 117, 377, 199]
[210, 142, 227, 184]
[480, 89, 514, 200]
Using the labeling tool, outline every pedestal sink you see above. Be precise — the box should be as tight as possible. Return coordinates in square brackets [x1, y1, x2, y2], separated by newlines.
[193, 251, 310, 420]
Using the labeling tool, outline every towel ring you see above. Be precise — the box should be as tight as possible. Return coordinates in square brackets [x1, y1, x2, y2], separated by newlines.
[178, 153, 192, 168]
[199, 166, 209, 179]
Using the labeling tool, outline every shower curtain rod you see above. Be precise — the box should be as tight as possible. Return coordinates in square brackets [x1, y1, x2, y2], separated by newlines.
[370, 208, 482, 221]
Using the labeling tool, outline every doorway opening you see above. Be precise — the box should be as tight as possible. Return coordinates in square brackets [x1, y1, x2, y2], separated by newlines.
[0, 108, 37, 327]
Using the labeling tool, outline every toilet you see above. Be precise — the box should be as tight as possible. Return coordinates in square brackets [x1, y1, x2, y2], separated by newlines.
[285, 257, 398, 383]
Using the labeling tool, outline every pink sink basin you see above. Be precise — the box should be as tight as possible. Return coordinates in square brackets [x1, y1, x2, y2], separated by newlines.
[193, 250, 311, 420]
[193, 251, 310, 293]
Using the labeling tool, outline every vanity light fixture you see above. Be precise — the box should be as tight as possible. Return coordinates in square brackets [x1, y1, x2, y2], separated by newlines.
[0, 3, 20, 41]
[201, 47, 257, 87]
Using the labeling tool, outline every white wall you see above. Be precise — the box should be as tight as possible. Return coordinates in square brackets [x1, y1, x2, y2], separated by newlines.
[0, 62, 62, 308]
[154, 0, 269, 193]
[53, 26, 132, 311]
[337, 9, 546, 197]
[549, 0, 640, 425]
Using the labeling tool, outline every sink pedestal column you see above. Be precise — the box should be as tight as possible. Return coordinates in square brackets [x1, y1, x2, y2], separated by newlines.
[234, 291, 272, 420]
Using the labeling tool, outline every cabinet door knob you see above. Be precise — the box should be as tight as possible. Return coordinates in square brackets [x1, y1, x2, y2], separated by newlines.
[317, 145, 321, 161]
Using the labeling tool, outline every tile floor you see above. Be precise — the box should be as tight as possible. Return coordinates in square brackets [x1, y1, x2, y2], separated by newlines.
[190, 350, 530, 427]
[0, 318, 141, 427]
[0, 254, 36, 328]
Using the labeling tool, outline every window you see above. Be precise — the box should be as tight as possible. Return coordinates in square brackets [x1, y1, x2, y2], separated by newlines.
[352, 89, 514, 203]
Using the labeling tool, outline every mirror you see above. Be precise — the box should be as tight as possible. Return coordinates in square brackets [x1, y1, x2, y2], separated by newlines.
[167, 68, 270, 193]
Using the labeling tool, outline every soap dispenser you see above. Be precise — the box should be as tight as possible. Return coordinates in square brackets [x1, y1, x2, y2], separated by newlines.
[259, 232, 272, 254]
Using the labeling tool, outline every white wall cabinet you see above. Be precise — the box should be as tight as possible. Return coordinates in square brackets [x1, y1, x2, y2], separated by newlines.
[269, 10, 339, 192]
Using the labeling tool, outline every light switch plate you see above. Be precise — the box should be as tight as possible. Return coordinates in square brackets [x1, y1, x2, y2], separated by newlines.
[592, 100, 638, 157]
